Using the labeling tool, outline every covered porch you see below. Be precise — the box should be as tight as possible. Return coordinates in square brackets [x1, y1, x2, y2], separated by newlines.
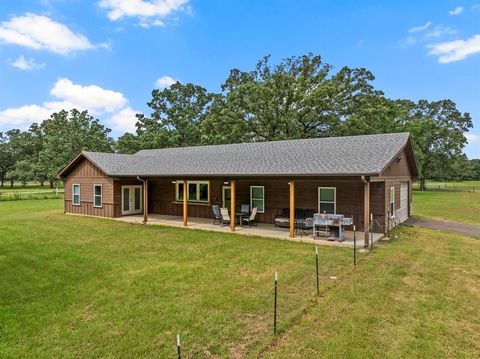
[115, 213, 384, 247]
[124, 175, 387, 248]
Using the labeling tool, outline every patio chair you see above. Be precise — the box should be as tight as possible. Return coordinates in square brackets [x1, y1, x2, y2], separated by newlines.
[211, 205, 222, 225]
[240, 204, 250, 216]
[220, 208, 231, 227]
[242, 207, 258, 227]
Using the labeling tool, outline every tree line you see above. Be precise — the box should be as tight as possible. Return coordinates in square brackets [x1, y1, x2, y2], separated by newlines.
[0, 54, 478, 189]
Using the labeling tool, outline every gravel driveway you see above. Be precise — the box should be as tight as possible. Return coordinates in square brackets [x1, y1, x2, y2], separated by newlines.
[404, 217, 480, 238]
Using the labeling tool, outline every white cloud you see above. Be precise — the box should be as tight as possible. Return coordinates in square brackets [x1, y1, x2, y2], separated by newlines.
[425, 25, 456, 38]
[465, 133, 480, 142]
[408, 21, 432, 33]
[399, 36, 416, 47]
[472, 4, 480, 11]
[0, 105, 51, 126]
[49, 78, 127, 112]
[449, 6, 464, 15]
[10, 55, 45, 70]
[98, 0, 189, 27]
[0, 13, 94, 55]
[109, 107, 138, 133]
[155, 75, 177, 88]
[0, 78, 130, 129]
[428, 34, 480, 63]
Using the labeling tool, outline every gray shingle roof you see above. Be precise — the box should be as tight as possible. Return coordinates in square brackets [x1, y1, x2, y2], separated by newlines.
[81, 132, 412, 177]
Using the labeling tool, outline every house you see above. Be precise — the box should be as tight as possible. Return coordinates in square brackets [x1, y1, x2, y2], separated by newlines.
[58, 132, 418, 246]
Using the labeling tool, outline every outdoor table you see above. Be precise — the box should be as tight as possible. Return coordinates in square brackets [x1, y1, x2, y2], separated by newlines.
[234, 212, 245, 225]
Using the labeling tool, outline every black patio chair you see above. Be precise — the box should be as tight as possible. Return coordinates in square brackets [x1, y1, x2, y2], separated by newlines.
[212, 205, 222, 225]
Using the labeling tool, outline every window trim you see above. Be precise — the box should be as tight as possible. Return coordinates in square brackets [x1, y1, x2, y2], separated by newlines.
[93, 184, 103, 208]
[222, 186, 231, 208]
[175, 180, 210, 203]
[389, 186, 395, 217]
[318, 187, 336, 214]
[72, 184, 80, 206]
[250, 185, 265, 214]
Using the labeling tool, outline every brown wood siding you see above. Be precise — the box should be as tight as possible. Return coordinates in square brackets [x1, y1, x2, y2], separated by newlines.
[380, 148, 412, 178]
[148, 178, 385, 231]
[64, 158, 114, 217]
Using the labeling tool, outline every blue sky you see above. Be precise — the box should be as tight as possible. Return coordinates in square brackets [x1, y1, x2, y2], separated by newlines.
[0, 0, 479, 158]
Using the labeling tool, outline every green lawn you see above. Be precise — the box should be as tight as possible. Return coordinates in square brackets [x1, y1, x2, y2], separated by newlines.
[262, 226, 480, 358]
[1, 199, 480, 358]
[412, 191, 480, 225]
[0, 200, 356, 358]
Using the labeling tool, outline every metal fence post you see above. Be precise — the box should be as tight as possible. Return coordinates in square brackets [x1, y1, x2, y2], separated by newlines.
[273, 272, 278, 334]
[353, 225, 357, 267]
[315, 247, 319, 295]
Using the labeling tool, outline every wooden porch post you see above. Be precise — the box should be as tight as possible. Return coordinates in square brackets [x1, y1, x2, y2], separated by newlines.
[183, 180, 188, 226]
[363, 178, 370, 247]
[230, 180, 236, 231]
[289, 180, 295, 238]
[143, 179, 149, 224]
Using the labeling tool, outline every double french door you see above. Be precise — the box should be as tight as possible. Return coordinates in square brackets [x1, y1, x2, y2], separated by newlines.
[121, 185, 143, 215]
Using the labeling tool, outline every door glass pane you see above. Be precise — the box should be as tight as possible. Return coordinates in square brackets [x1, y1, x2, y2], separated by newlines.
[177, 183, 183, 200]
[251, 186, 264, 199]
[223, 187, 231, 208]
[123, 188, 130, 211]
[188, 183, 197, 201]
[320, 188, 334, 202]
[134, 187, 141, 210]
[320, 202, 335, 214]
[252, 199, 264, 213]
[199, 183, 208, 202]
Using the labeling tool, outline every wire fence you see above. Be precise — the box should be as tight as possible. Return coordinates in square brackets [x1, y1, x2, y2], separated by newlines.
[412, 181, 478, 192]
[0, 190, 65, 201]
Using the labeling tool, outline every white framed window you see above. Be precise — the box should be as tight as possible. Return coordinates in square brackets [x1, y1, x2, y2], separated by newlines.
[175, 181, 210, 203]
[389, 186, 395, 217]
[72, 184, 80, 205]
[250, 186, 265, 213]
[222, 186, 231, 208]
[318, 187, 336, 214]
[93, 184, 102, 208]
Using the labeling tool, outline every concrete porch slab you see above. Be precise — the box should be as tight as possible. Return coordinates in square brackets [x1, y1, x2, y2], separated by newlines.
[114, 214, 384, 247]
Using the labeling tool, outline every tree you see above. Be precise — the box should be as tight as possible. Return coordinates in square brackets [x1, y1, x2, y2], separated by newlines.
[0, 132, 14, 187]
[136, 82, 214, 149]
[403, 100, 472, 189]
[115, 132, 142, 154]
[9, 159, 34, 187]
[38, 109, 114, 187]
[204, 54, 381, 143]
[4, 129, 36, 187]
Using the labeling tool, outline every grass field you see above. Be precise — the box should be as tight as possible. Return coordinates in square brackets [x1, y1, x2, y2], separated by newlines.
[412, 191, 480, 225]
[0, 200, 357, 358]
[262, 226, 480, 358]
[1, 197, 479, 358]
